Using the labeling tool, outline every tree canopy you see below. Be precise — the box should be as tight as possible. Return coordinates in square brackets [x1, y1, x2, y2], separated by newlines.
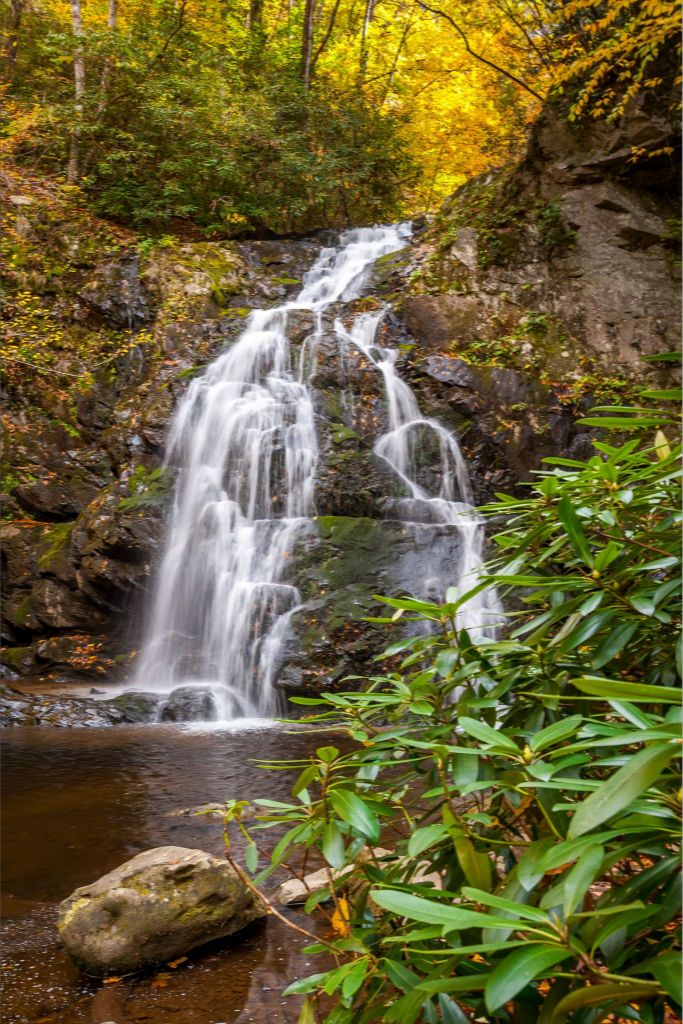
[1, 0, 680, 232]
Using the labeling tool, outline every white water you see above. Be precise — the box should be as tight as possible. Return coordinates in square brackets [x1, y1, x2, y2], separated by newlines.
[134, 224, 498, 722]
[335, 311, 502, 636]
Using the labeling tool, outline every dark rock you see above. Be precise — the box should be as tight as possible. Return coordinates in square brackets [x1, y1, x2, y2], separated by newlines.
[159, 686, 219, 722]
[14, 473, 102, 520]
[31, 579, 97, 630]
[1, 522, 46, 588]
[79, 257, 153, 327]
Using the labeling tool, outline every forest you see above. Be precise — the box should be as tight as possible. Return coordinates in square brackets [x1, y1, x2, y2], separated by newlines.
[0, 0, 681, 1023]
[2, 0, 679, 233]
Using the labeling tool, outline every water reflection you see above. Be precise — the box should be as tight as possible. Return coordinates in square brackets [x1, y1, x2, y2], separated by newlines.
[1, 724, 328, 1023]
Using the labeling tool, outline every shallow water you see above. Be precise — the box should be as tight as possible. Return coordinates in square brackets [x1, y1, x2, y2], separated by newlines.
[1, 724, 331, 1024]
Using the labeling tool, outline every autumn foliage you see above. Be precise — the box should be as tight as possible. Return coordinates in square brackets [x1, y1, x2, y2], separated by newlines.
[1, 0, 679, 233]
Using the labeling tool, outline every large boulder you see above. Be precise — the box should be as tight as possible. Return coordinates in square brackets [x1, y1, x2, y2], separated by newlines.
[57, 846, 266, 975]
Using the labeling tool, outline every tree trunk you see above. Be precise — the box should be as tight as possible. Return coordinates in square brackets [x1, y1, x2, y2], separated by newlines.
[67, 0, 86, 183]
[358, 0, 375, 82]
[97, 0, 118, 116]
[4, 0, 24, 77]
[248, 0, 264, 32]
[301, 0, 316, 90]
[310, 0, 343, 78]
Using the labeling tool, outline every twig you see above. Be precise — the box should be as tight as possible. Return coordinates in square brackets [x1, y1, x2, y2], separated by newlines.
[413, 0, 545, 101]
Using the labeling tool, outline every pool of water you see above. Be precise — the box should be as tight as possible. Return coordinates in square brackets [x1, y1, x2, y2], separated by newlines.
[1, 723, 331, 1024]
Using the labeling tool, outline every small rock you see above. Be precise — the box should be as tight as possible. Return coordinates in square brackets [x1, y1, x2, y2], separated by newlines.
[58, 846, 266, 976]
[275, 847, 442, 905]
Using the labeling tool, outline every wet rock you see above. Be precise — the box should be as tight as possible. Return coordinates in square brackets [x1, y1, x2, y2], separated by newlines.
[31, 579, 97, 630]
[14, 474, 102, 520]
[0, 683, 160, 727]
[79, 257, 152, 327]
[160, 687, 219, 722]
[57, 846, 266, 976]
[287, 516, 464, 691]
[107, 690, 161, 723]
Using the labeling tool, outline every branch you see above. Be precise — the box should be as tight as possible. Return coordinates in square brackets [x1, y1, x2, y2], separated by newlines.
[414, 0, 545, 101]
[102, 0, 188, 112]
[311, 0, 344, 75]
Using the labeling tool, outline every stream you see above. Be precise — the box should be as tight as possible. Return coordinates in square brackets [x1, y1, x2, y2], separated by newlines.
[1, 723, 327, 1024]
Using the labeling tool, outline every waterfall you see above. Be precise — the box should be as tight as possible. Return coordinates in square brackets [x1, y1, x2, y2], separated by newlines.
[134, 224, 498, 722]
[335, 311, 502, 636]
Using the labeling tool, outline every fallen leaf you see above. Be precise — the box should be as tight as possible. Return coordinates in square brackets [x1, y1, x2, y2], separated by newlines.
[167, 957, 188, 968]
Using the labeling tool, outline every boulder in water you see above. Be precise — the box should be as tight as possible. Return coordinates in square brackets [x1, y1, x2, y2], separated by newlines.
[57, 846, 266, 976]
[160, 686, 218, 722]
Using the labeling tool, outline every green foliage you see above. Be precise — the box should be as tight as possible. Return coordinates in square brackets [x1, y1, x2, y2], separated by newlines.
[5, 2, 414, 235]
[534, 200, 577, 252]
[117, 464, 170, 511]
[236, 405, 681, 1023]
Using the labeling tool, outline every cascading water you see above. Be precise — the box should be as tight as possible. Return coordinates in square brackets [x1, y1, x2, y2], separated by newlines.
[135, 226, 413, 721]
[134, 224, 499, 723]
[334, 311, 502, 636]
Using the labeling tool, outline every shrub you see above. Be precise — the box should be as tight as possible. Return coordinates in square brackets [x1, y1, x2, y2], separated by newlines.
[229, 398, 681, 1024]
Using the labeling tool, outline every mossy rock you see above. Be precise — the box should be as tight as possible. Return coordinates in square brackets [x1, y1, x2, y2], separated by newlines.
[58, 847, 266, 976]
[37, 522, 75, 577]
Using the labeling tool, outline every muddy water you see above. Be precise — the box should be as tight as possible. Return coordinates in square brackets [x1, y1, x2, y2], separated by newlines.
[1, 724, 331, 1024]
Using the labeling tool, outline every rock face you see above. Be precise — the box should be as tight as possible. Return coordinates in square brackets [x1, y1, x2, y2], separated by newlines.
[1, 93, 679, 711]
[58, 846, 266, 976]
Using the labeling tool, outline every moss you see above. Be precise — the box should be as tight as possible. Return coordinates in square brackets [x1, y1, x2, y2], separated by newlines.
[118, 465, 170, 511]
[329, 423, 359, 444]
[0, 645, 33, 670]
[534, 200, 577, 252]
[58, 896, 91, 930]
[37, 522, 74, 573]
[12, 595, 34, 627]
[269, 275, 301, 286]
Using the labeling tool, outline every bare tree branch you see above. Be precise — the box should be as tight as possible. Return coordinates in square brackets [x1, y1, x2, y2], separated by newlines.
[414, 0, 545, 101]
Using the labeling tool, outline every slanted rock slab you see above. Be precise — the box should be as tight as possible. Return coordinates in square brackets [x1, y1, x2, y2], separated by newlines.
[58, 846, 266, 976]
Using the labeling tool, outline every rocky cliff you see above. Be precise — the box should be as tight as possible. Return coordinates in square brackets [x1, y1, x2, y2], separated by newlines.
[1, 98, 679, 722]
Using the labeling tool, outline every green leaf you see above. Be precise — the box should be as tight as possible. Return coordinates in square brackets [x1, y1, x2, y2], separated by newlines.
[284, 972, 333, 996]
[370, 890, 513, 930]
[341, 957, 369, 1000]
[562, 844, 603, 916]
[245, 842, 258, 873]
[485, 944, 573, 1013]
[458, 717, 519, 752]
[385, 958, 420, 991]
[322, 821, 346, 869]
[591, 622, 639, 669]
[461, 887, 550, 923]
[297, 996, 316, 1024]
[644, 953, 682, 1005]
[568, 742, 678, 838]
[551, 982, 662, 1020]
[451, 831, 492, 892]
[530, 716, 583, 753]
[557, 609, 615, 652]
[557, 496, 593, 567]
[438, 993, 470, 1024]
[317, 746, 340, 763]
[408, 824, 448, 857]
[329, 789, 381, 842]
[416, 977, 486, 995]
[572, 677, 681, 703]
[292, 764, 319, 796]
